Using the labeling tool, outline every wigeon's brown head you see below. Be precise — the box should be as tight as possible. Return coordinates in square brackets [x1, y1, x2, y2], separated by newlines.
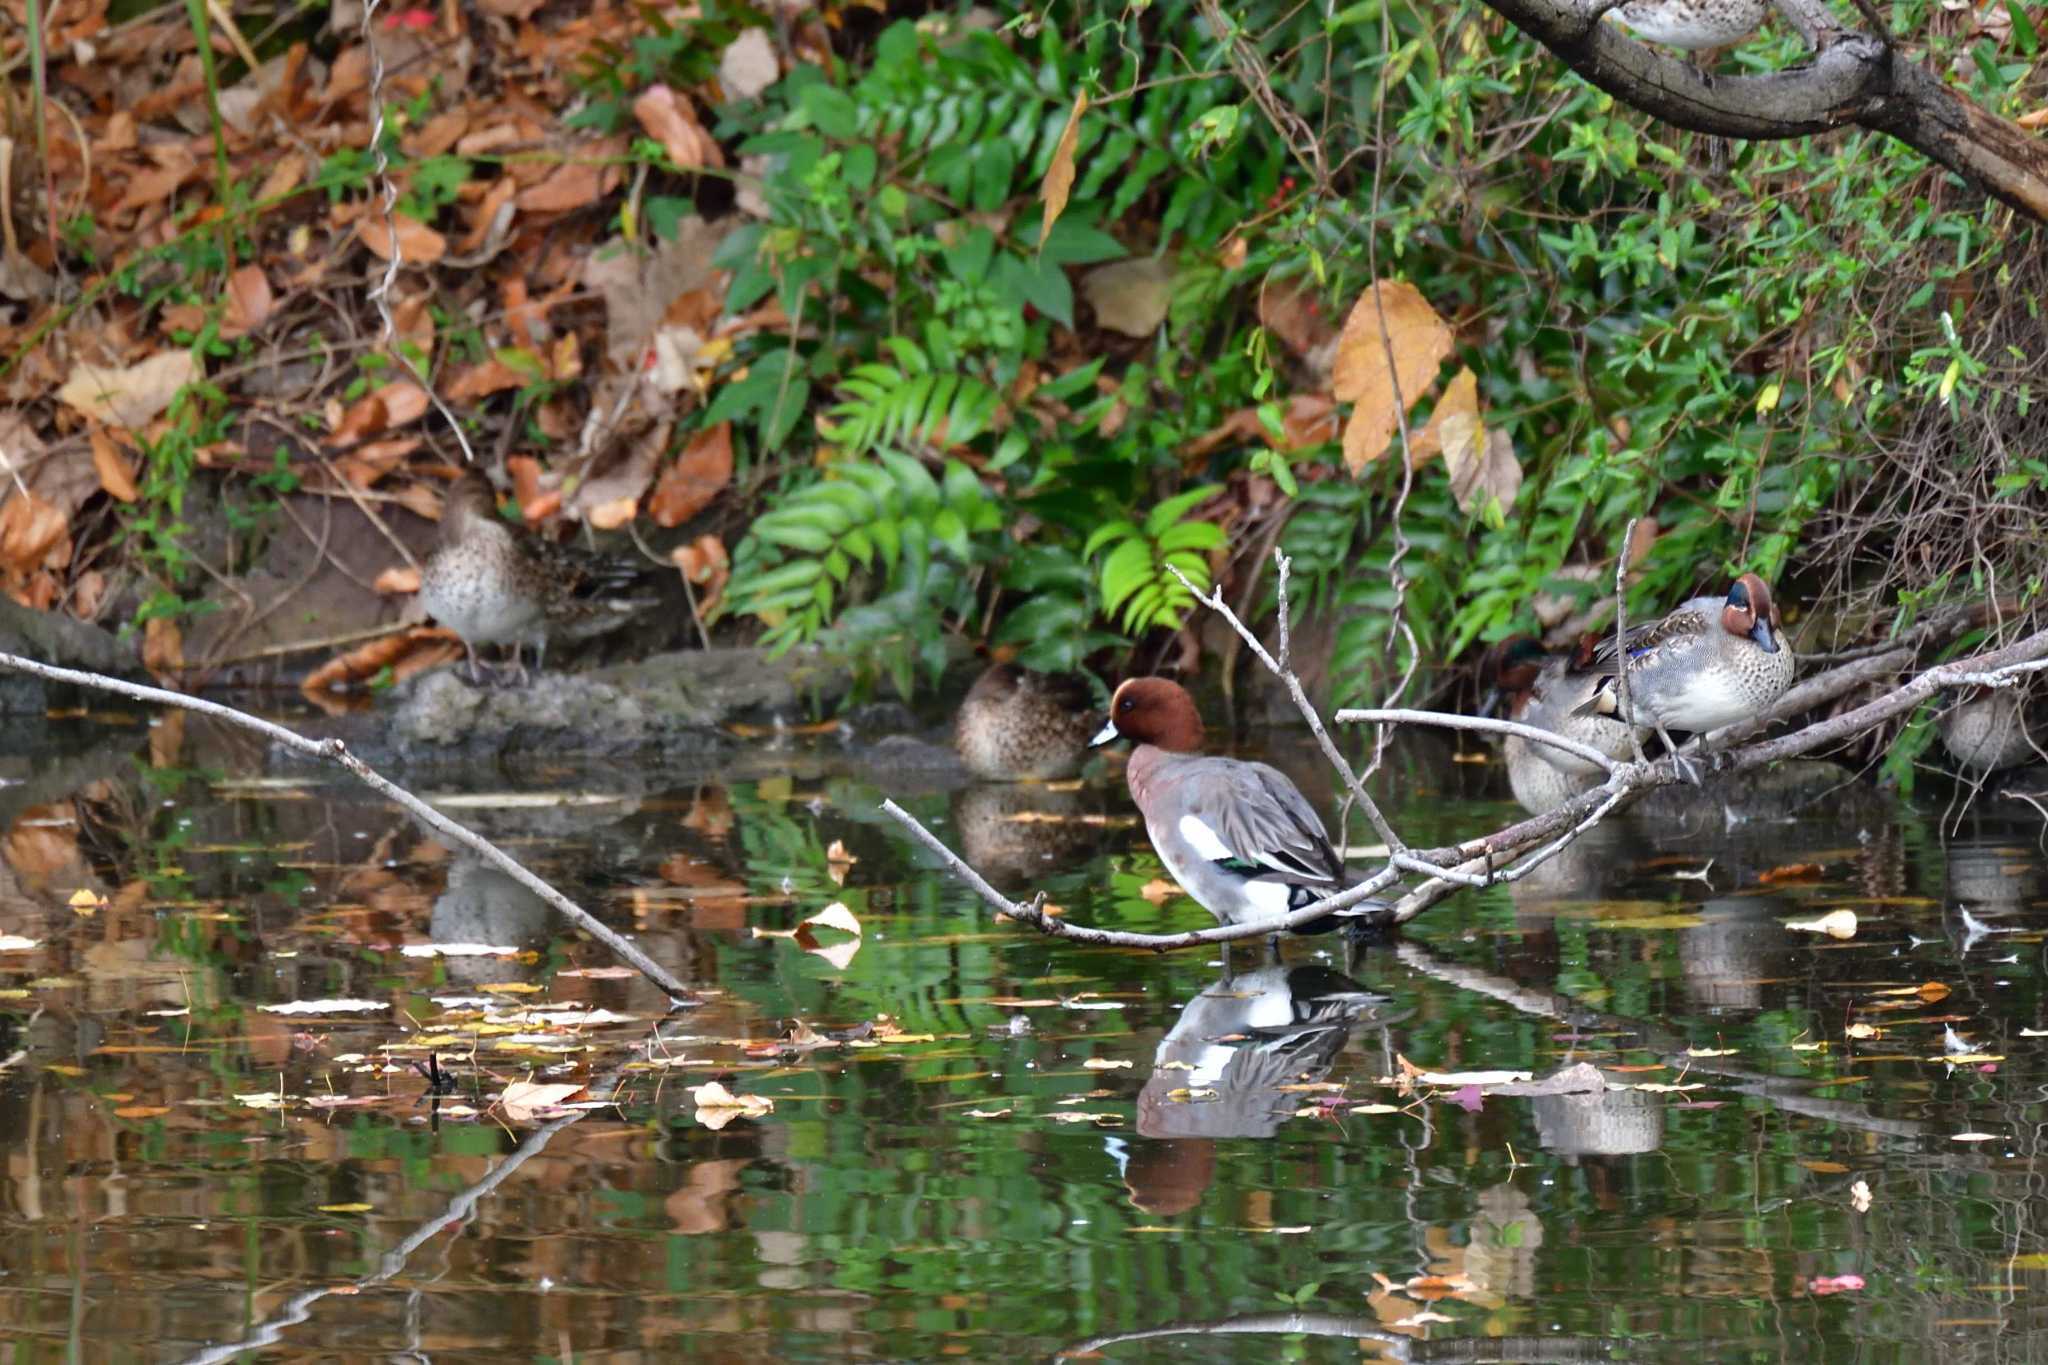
[1091, 677, 1204, 753]
[1720, 573, 1783, 654]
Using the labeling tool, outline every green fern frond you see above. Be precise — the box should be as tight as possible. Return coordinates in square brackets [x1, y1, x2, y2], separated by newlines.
[1087, 486, 1226, 634]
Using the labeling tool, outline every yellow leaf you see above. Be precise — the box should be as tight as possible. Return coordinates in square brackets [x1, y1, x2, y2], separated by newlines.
[319, 1203, 374, 1213]
[1332, 280, 1453, 473]
[1039, 91, 1088, 245]
[1755, 380, 1782, 416]
[1409, 367, 1478, 468]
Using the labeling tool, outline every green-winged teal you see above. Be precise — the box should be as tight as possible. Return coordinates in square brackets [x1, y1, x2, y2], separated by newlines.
[1573, 574, 1794, 778]
[1610, 0, 1767, 49]
[1939, 686, 2038, 773]
[417, 470, 650, 682]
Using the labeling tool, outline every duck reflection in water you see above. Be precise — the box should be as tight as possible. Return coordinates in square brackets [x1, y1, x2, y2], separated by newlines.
[1135, 964, 1389, 1144]
[430, 853, 553, 987]
[1125, 964, 1389, 1215]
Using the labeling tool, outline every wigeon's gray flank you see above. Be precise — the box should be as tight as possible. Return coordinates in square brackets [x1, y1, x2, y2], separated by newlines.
[954, 663, 1098, 781]
[1572, 573, 1794, 777]
[1091, 677, 1380, 937]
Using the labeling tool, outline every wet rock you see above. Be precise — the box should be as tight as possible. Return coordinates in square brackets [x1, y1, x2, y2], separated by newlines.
[0, 597, 139, 713]
[362, 645, 856, 760]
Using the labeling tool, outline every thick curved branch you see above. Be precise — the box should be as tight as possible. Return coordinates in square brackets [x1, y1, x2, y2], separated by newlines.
[1475, 0, 2048, 224]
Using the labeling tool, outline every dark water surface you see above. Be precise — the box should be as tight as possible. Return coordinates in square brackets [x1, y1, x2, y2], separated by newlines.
[3, 707, 2048, 1362]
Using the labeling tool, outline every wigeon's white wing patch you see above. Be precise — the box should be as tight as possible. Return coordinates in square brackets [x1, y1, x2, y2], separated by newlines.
[1238, 879, 1294, 918]
[1177, 814, 1235, 862]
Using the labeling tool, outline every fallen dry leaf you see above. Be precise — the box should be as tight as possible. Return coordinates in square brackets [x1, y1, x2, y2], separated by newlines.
[691, 1079, 773, 1129]
[650, 422, 735, 528]
[1039, 90, 1087, 243]
[57, 350, 200, 430]
[221, 265, 275, 337]
[89, 428, 139, 503]
[720, 29, 780, 101]
[302, 628, 463, 695]
[1083, 258, 1173, 337]
[143, 616, 183, 675]
[0, 491, 70, 575]
[356, 212, 447, 264]
[634, 85, 725, 170]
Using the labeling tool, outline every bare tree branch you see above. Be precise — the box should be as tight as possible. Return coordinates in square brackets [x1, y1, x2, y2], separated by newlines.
[1335, 707, 1619, 773]
[1475, 0, 2048, 224]
[0, 651, 697, 1004]
[1165, 556, 1408, 851]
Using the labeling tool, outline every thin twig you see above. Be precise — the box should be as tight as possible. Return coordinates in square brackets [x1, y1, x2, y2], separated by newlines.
[881, 798, 1398, 947]
[0, 651, 695, 1002]
[1333, 707, 1619, 774]
[1166, 555, 1406, 850]
[1611, 516, 1649, 766]
[360, 0, 478, 465]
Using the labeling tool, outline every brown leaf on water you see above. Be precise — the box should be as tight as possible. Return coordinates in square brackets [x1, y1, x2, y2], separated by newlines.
[89, 428, 138, 503]
[691, 1079, 773, 1129]
[650, 422, 734, 526]
[1334, 280, 1453, 474]
[57, 350, 200, 430]
[500, 1080, 585, 1122]
[1039, 90, 1087, 244]
[1759, 862, 1826, 884]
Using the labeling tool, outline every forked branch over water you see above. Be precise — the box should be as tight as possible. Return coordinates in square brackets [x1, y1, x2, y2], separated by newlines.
[880, 553, 2048, 949]
[0, 651, 697, 1004]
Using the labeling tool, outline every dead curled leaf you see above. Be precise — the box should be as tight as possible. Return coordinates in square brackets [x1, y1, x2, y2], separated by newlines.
[633, 85, 725, 170]
[57, 350, 200, 430]
[1333, 279, 1453, 475]
[1039, 90, 1087, 242]
[499, 1080, 585, 1122]
[649, 422, 734, 527]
